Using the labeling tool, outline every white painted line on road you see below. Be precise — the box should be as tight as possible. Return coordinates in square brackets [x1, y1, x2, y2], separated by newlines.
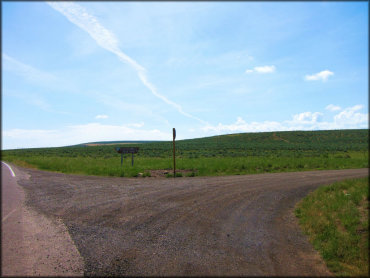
[2, 208, 17, 222]
[1, 161, 15, 177]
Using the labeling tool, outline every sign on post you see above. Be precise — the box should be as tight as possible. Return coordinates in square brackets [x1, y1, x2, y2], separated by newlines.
[173, 128, 176, 178]
[115, 147, 139, 166]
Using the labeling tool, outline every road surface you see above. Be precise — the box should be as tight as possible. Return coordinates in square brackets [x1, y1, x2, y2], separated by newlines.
[1, 162, 83, 276]
[2, 162, 369, 276]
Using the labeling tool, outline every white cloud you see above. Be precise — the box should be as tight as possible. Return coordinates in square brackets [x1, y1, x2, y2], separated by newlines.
[325, 104, 341, 112]
[291, 112, 323, 124]
[126, 122, 144, 128]
[245, 65, 276, 74]
[334, 105, 367, 126]
[3, 123, 171, 149]
[202, 105, 368, 134]
[2, 53, 56, 83]
[202, 116, 285, 133]
[94, 92, 170, 126]
[254, 65, 276, 73]
[305, 70, 334, 82]
[95, 114, 109, 119]
[4, 90, 71, 115]
[47, 2, 207, 125]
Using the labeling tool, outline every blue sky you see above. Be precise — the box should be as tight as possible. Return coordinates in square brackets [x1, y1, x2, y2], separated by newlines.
[2, 1, 368, 149]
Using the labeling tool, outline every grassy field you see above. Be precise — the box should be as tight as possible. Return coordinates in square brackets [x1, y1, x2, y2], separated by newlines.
[295, 177, 369, 276]
[2, 129, 368, 177]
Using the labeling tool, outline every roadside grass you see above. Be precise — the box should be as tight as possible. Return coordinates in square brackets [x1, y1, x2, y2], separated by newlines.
[2, 151, 368, 177]
[7, 159, 39, 169]
[295, 177, 369, 276]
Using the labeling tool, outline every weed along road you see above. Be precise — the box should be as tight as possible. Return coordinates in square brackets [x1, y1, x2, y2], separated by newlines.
[4, 163, 369, 276]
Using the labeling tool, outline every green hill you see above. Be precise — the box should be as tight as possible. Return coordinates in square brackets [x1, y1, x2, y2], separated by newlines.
[2, 129, 368, 177]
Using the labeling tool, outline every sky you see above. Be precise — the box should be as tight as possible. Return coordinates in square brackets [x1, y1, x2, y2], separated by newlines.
[2, 1, 368, 149]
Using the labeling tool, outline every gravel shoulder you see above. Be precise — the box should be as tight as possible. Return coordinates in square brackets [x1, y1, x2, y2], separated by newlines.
[12, 166, 369, 276]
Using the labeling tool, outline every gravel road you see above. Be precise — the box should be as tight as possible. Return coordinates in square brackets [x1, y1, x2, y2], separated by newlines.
[13, 166, 368, 276]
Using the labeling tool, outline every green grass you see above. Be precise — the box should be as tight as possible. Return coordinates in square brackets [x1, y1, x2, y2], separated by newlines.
[295, 177, 369, 276]
[1, 129, 368, 177]
[1, 151, 368, 178]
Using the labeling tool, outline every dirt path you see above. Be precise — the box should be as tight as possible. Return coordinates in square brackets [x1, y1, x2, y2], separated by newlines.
[273, 132, 290, 143]
[11, 165, 369, 276]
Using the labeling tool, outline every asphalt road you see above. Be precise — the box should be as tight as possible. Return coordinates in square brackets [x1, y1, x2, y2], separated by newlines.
[4, 163, 369, 276]
[2, 162, 25, 275]
[1, 162, 83, 276]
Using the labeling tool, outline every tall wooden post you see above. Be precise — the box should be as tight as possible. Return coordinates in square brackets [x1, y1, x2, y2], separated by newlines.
[173, 128, 176, 178]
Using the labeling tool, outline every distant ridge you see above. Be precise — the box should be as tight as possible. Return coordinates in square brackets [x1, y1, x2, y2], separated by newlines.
[73, 140, 163, 147]
[69, 129, 368, 148]
[2, 129, 368, 154]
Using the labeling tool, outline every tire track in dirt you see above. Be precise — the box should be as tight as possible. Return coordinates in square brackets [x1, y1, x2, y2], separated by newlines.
[16, 167, 368, 276]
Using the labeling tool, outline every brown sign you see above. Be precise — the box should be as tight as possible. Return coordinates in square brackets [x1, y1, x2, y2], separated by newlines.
[115, 147, 139, 154]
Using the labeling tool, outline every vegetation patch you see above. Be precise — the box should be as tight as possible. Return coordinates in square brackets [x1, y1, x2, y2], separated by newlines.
[295, 177, 369, 276]
[2, 129, 368, 177]
[9, 159, 39, 169]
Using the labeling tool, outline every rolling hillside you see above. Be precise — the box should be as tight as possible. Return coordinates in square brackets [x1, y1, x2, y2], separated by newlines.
[2, 129, 368, 177]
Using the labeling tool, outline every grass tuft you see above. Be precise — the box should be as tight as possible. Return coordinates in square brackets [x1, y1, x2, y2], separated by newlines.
[295, 177, 369, 276]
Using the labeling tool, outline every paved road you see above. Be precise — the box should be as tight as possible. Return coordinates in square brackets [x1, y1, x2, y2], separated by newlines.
[1, 162, 25, 276]
[11, 165, 368, 276]
[1, 162, 83, 276]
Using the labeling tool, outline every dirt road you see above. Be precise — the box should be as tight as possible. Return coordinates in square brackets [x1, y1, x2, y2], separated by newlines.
[7, 164, 369, 276]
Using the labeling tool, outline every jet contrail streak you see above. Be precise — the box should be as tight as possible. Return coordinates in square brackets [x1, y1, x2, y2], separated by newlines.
[47, 2, 207, 125]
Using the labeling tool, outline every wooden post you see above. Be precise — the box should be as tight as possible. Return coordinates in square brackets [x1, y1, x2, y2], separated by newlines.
[173, 128, 176, 178]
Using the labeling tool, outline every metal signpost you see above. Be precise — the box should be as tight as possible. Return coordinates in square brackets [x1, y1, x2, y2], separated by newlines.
[173, 128, 176, 178]
[115, 147, 139, 166]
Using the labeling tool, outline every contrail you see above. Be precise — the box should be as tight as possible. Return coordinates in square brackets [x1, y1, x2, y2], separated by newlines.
[47, 2, 207, 125]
